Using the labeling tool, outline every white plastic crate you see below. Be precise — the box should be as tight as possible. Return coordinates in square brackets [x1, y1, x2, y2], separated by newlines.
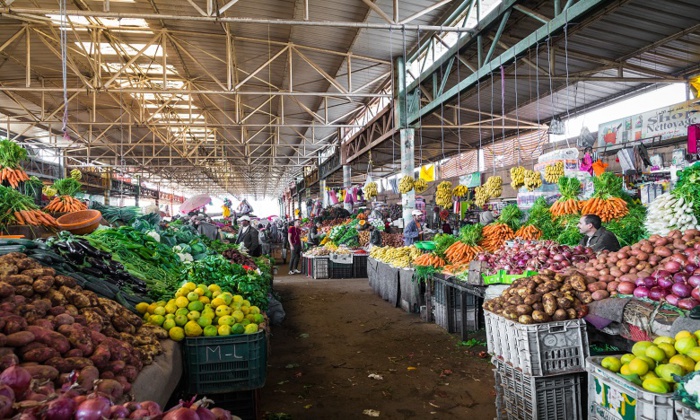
[485, 310, 589, 377]
[493, 358, 584, 420]
[586, 355, 675, 420]
[677, 401, 700, 420]
[310, 257, 329, 279]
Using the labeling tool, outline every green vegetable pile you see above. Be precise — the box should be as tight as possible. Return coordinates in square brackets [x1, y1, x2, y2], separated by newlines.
[459, 224, 483, 246]
[555, 214, 583, 246]
[90, 201, 141, 225]
[604, 204, 647, 247]
[592, 172, 628, 200]
[557, 176, 582, 200]
[673, 162, 700, 216]
[52, 177, 83, 197]
[495, 204, 522, 231]
[0, 185, 42, 228]
[0, 139, 28, 169]
[525, 197, 557, 239]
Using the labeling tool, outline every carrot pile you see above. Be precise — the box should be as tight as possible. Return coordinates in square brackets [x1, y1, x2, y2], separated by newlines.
[443, 262, 470, 274]
[413, 253, 446, 268]
[515, 225, 542, 240]
[479, 223, 515, 253]
[44, 196, 88, 213]
[0, 167, 29, 188]
[550, 198, 581, 217]
[444, 241, 484, 265]
[580, 196, 628, 222]
[13, 209, 58, 227]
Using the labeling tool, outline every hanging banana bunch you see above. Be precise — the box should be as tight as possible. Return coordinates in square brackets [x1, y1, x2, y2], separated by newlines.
[452, 185, 468, 198]
[364, 182, 378, 199]
[414, 178, 428, 193]
[435, 181, 453, 209]
[510, 166, 525, 190]
[484, 176, 503, 199]
[524, 169, 543, 191]
[544, 161, 565, 183]
[474, 186, 489, 207]
[70, 169, 83, 180]
[398, 176, 415, 193]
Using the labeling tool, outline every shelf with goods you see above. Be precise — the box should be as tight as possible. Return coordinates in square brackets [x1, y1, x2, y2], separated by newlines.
[0, 199, 276, 418]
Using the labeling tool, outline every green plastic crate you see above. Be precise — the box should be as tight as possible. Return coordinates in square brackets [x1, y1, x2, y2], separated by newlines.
[502, 270, 538, 284]
[482, 270, 506, 285]
[184, 331, 267, 393]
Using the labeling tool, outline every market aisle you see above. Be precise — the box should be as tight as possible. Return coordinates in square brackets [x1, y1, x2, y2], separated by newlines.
[259, 275, 496, 419]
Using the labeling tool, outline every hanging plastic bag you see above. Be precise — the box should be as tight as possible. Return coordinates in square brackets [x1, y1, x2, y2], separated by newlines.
[592, 160, 609, 176]
[329, 190, 338, 205]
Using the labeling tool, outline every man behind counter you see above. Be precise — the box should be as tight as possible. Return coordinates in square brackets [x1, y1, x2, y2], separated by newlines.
[578, 214, 621, 252]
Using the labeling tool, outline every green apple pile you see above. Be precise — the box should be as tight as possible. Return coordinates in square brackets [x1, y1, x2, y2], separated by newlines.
[136, 282, 265, 341]
[600, 330, 700, 394]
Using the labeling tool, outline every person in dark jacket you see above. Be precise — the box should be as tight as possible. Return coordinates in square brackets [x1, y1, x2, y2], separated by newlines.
[441, 221, 453, 235]
[369, 224, 382, 247]
[578, 214, 621, 252]
[235, 216, 261, 256]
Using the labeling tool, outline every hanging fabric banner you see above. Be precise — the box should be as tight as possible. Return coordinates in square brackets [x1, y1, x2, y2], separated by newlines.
[419, 164, 436, 182]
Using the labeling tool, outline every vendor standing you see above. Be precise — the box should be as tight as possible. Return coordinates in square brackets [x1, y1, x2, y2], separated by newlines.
[235, 216, 261, 257]
[578, 214, 621, 252]
[403, 210, 424, 246]
[479, 206, 495, 225]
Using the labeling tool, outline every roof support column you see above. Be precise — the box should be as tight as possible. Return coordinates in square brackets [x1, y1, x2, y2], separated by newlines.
[343, 165, 352, 213]
[320, 179, 327, 208]
[400, 128, 415, 228]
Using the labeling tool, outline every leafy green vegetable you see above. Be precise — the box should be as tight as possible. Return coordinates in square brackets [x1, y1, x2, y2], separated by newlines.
[459, 224, 483, 246]
[555, 215, 583, 246]
[52, 178, 83, 197]
[495, 204, 522, 231]
[604, 203, 647, 247]
[672, 163, 700, 216]
[0, 139, 28, 169]
[90, 201, 141, 225]
[526, 197, 557, 240]
[433, 233, 457, 259]
[592, 172, 627, 200]
[414, 265, 438, 284]
[557, 176, 581, 200]
[0, 185, 41, 229]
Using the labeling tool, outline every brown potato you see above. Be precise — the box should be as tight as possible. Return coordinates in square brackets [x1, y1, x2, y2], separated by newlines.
[553, 309, 568, 321]
[542, 293, 557, 316]
[515, 305, 533, 316]
[518, 315, 534, 324]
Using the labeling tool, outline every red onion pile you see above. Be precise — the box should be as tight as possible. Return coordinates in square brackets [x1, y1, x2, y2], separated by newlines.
[576, 229, 700, 310]
[0, 364, 233, 419]
[477, 240, 594, 275]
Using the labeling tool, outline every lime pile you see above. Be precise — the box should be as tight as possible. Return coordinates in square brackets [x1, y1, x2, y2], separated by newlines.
[600, 330, 700, 394]
[136, 282, 265, 341]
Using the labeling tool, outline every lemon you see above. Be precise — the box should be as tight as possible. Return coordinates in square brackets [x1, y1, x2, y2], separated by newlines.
[202, 308, 215, 319]
[242, 299, 251, 307]
[208, 284, 222, 293]
[245, 314, 257, 323]
[240, 306, 250, 315]
[197, 316, 213, 328]
[218, 315, 234, 326]
[188, 301, 204, 312]
[218, 325, 231, 336]
[165, 314, 175, 320]
[175, 307, 190, 317]
[149, 314, 165, 326]
[232, 324, 245, 334]
[143, 313, 151, 322]
[654, 336, 675, 346]
[643, 377, 670, 394]
[169, 327, 185, 341]
[645, 345, 666, 363]
[162, 319, 176, 331]
[175, 296, 190, 308]
[147, 303, 158, 314]
[187, 292, 200, 302]
[183, 282, 197, 291]
[135, 302, 149, 314]
[212, 291, 221, 299]
[187, 311, 201, 321]
[198, 296, 210, 305]
[197, 284, 209, 292]
[249, 306, 260, 315]
[233, 294, 244, 304]
[211, 297, 226, 308]
[194, 287, 206, 296]
[156, 301, 166, 307]
[620, 353, 636, 365]
[632, 341, 653, 358]
[658, 343, 676, 359]
[676, 331, 694, 341]
[164, 303, 178, 314]
[175, 289, 187, 298]
[231, 310, 244, 323]
[220, 293, 233, 306]
[241, 319, 250, 327]
[184, 321, 203, 337]
[203, 325, 218, 337]
[153, 306, 166, 316]
[620, 364, 632, 376]
[670, 354, 696, 373]
[215, 306, 231, 317]
[628, 358, 649, 376]
[675, 336, 698, 355]
[204, 290, 212, 299]
[636, 355, 656, 370]
[174, 315, 188, 327]
[244, 323, 259, 334]
[253, 314, 265, 324]
[686, 347, 700, 362]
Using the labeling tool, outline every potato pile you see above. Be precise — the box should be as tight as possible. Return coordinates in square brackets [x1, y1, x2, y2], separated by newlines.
[483, 269, 591, 324]
[0, 252, 165, 393]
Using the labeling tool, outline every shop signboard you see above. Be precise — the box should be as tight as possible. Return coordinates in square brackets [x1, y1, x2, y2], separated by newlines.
[598, 100, 700, 147]
[459, 172, 481, 187]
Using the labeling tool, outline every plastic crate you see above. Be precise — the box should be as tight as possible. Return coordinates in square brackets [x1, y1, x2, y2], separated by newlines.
[676, 401, 700, 420]
[432, 298, 448, 330]
[310, 257, 329, 279]
[493, 357, 584, 420]
[330, 261, 354, 278]
[353, 254, 368, 278]
[485, 311, 589, 377]
[586, 355, 675, 420]
[301, 256, 308, 275]
[207, 389, 261, 420]
[183, 331, 267, 394]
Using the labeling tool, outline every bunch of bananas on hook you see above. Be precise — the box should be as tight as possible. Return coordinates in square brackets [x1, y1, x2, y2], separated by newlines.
[524, 169, 542, 191]
[509, 166, 525, 190]
[398, 175, 415, 194]
[452, 185, 468, 199]
[544, 161, 565, 183]
[363, 182, 378, 199]
[435, 181, 453, 209]
[414, 178, 428, 194]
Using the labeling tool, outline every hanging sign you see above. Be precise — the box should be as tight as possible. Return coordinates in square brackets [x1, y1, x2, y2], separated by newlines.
[460, 172, 481, 188]
[598, 100, 700, 147]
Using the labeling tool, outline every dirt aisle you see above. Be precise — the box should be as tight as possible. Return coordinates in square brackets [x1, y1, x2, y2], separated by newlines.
[259, 275, 497, 419]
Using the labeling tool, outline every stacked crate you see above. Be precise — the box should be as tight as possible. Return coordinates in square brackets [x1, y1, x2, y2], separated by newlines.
[485, 311, 589, 419]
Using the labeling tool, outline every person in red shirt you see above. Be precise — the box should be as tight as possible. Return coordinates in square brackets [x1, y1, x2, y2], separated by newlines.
[288, 219, 302, 275]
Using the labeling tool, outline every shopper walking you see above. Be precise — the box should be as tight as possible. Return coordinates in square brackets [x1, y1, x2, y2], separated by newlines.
[288, 219, 302, 275]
